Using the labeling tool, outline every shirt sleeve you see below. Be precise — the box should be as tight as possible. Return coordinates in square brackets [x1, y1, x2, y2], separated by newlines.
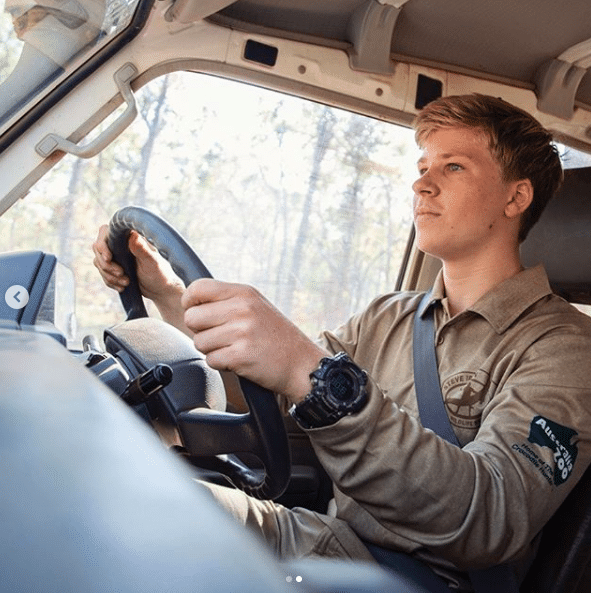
[305, 308, 591, 571]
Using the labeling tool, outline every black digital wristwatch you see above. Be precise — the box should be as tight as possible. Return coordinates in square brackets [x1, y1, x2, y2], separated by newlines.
[289, 352, 368, 429]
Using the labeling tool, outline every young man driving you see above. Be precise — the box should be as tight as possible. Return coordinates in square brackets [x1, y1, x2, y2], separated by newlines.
[93, 94, 591, 591]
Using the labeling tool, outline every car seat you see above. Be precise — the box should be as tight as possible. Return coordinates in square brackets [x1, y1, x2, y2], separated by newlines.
[520, 165, 591, 593]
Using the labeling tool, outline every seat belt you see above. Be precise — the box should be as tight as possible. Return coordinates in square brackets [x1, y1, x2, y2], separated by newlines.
[413, 291, 520, 593]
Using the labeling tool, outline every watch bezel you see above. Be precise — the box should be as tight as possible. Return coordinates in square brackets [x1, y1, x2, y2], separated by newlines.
[312, 357, 367, 412]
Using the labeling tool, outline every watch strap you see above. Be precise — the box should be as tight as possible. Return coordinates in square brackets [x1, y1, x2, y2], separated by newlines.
[290, 391, 341, 429]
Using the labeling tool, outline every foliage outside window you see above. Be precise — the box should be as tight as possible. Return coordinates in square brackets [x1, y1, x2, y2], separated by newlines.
[0, 72, 419, 344]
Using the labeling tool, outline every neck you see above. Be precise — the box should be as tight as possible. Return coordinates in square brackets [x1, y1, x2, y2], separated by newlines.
[441, 248, 523, 316]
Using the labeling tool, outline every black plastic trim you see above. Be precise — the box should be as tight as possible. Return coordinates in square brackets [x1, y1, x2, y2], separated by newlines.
[395, 226, 415, 291]
[414, 74, 443, 110]
[244, 39, 278, 67]
[20, 253, 57, 325]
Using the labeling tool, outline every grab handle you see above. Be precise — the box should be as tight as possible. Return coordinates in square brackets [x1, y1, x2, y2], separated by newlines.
[36, 63, 138, 159]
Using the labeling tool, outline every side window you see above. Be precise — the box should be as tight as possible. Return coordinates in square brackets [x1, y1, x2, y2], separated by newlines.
[0, 0, 141, 128]
[0, 72, 418, 344]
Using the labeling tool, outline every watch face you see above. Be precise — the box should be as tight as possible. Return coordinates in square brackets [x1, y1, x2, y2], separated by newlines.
[328, 370, 354, 402]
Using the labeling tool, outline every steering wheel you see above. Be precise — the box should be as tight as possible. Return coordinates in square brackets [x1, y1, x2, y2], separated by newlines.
[107, 206, 291, 500]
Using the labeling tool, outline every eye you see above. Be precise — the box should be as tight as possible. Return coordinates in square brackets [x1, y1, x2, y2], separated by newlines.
[447, 163, 463, 172]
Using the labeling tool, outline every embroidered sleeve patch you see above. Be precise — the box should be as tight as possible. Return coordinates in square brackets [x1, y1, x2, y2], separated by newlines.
[527, 416, 578, 486]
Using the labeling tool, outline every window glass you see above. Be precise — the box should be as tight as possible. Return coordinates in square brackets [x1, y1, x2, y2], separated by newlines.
[0, 72, 419, 345]
[557, 143, 591, 169]
[0, 0, 141, 128]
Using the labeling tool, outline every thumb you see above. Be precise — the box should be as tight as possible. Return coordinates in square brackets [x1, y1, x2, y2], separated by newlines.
[128, 231, 158, 260]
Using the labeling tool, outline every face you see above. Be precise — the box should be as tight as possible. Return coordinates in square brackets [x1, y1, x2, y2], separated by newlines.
[412, 127, 517, 264]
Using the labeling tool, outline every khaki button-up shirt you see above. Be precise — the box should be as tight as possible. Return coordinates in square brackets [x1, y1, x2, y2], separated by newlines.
[308, 265, 591, 578]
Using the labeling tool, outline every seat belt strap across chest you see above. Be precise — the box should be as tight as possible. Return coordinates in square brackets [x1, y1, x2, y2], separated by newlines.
[413, 291, 520, 593]
[412, 292, 460, 447]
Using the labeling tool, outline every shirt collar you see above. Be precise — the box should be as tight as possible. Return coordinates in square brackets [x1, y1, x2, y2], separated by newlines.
[426, 264, 553, 333]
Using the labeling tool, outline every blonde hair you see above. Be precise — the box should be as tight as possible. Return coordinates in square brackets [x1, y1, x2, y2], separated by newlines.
[414, 94, 563, 242]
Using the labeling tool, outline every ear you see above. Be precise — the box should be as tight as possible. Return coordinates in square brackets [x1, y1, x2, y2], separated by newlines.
[505, 179, 533, 220]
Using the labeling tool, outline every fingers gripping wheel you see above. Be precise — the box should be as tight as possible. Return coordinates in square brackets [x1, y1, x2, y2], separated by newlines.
[108, 206, 212, 320]
[107, 206, 291, 500]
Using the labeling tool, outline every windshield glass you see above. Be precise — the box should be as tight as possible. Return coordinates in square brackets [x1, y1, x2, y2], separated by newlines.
[0, 72, 419, 346]
[0, 0, 140, 128]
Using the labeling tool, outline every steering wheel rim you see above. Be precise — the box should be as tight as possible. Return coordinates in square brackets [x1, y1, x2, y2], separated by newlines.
[107, 205, 291, 500]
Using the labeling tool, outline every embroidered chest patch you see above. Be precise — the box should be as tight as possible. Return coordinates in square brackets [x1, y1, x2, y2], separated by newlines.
[442, 371, 488, 429]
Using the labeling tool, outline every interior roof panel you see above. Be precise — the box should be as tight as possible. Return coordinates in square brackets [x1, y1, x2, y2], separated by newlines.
[218, 0, 365, 41]
[215, 0, 591, 107]
[393, 0, 591, 83]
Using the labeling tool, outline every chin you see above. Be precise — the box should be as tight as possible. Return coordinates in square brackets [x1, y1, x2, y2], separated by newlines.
[415, 231, 443, 258]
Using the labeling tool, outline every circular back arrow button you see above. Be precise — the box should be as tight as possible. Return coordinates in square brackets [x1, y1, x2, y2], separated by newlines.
[5, 285, 30, 310]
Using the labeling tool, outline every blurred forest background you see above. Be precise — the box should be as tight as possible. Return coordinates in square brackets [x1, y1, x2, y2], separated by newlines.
[1, 48, 418, 344]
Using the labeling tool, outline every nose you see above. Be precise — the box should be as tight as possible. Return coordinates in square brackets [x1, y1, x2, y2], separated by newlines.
[412, 169, 437, 196]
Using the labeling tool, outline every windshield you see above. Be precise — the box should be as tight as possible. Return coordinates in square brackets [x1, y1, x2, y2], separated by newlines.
[0, 0, 140, 128]
[0, 72, 419, 346]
